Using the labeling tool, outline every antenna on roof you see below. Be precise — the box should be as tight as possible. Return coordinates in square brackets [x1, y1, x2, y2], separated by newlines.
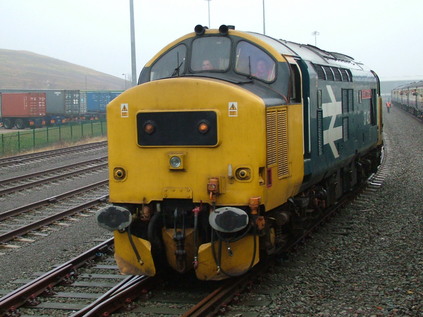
[312, 31, 320, 46]
[262, 0, 266, 35]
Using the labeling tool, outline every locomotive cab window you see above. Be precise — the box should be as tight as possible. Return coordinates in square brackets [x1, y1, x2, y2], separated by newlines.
[235, 41, 276, 82]
[150, 44, 187, 80]
[191, 37, 231, 72]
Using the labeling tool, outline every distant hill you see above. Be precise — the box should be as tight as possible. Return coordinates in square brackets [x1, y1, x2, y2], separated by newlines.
[0, 49, 129, 90]
[2, 48, 419, 95]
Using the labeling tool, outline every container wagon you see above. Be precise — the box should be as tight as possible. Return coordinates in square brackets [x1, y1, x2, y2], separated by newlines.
[0, 92, 47, 129]
[0, 89, 82, 128]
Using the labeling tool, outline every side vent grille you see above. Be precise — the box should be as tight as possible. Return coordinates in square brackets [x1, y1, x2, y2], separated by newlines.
[267, 108, 289, 178]
[266, 111, 277, 166]
[317, 109, 323, 155]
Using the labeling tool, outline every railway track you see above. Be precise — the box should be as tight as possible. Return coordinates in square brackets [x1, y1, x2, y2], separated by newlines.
[0, 142, 389, 317]
[393, 104, 423, 123]
[0, 156, 107, 197]
[0, 238, 164, 317]
[0, 190, 109, 246]
[0, 140, 107, 169]
[0, 163, 387, 317]
[0, 180, 108, 223]
[0, 239, 117, 316]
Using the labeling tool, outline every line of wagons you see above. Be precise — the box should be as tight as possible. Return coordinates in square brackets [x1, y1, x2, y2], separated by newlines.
[0, 89, 123, 129]
[391, 81, 423, 118]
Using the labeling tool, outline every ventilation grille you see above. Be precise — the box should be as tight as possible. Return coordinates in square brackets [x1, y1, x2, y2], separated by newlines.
[266, 111, 277, 166]
[266, 108, 289, 178]
[317, 109, 324, 155]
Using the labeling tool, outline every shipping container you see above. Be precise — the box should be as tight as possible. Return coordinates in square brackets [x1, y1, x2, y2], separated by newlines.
[80, 91, 123, 113]
[0, 89, 113, 129]
[64, 90, 81, 114]
[0, 92, 46, 129]
[0, 89, 81, 115]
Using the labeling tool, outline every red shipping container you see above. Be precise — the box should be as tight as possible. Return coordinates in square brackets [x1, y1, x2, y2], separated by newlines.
[1, 93, 46, 117]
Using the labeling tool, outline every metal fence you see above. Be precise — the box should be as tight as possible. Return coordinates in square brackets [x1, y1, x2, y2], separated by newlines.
[0, 120, 107, 157]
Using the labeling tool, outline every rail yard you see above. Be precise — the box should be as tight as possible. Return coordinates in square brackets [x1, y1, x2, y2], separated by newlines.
[0, 104, 421, 316]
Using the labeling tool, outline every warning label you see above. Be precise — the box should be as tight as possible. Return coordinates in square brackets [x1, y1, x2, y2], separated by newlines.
[121, 103, 129, 118]
[228, 102, 238, 117]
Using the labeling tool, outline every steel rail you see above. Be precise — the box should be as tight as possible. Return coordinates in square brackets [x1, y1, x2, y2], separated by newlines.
[0, 195, 108, 244]
[0, 140, 107, 167]
[183, 261, 267, 317]
[0, 160, 107, 196]
[0, 156, 107, 185]
[0, 179, 108, 221]
[0, 238, 114, 317]
[70, 275, 156, 317]
[182, 164, 387, 316]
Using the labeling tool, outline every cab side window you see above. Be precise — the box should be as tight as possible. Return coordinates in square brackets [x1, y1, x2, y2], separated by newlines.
[235, 41, 275, 82]
[150, 44, 187, 80]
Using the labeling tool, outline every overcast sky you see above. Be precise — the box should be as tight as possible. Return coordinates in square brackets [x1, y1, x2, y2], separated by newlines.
[1, 0, 422, 81]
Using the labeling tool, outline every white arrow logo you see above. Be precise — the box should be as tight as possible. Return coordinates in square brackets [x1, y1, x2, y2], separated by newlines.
[322, 85, 342, 158]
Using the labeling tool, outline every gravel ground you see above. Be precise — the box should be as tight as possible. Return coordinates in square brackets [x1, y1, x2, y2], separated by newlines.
[1, 106, 421, 317]
[0, 142, 112, 289]
[229, 105, 422, 316]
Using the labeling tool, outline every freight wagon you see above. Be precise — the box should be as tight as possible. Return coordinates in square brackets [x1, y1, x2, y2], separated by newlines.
[0, 89, 121, 129]
[0, 92, 47, 129]
[0, 89, 81, 128]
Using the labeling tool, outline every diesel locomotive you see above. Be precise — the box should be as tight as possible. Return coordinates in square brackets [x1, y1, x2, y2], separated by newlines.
[97, 25, 383, 280]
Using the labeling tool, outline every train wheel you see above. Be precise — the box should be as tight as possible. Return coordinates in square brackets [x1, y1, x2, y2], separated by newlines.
[15, 119, 27, 129]
[261, 219, 277, 255]
[3, 118, 14, 129]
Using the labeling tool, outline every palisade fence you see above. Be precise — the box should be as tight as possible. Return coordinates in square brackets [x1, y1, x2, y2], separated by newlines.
[0, 120, 107, 157]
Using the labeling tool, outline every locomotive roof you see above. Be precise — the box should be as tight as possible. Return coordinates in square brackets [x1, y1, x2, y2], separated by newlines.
[246, 31, 366, 71]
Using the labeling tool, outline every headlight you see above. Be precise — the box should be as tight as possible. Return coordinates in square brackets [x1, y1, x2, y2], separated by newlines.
[169, 154, 185, 170]
[170, 156, 181, 168]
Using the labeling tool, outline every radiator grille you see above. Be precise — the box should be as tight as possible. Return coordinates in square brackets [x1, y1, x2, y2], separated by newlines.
[266, 108, 289, 178]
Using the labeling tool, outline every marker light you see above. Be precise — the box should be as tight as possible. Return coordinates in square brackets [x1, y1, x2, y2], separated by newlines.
[144, 121, 155, 135]
[198, 121, 209, 134]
